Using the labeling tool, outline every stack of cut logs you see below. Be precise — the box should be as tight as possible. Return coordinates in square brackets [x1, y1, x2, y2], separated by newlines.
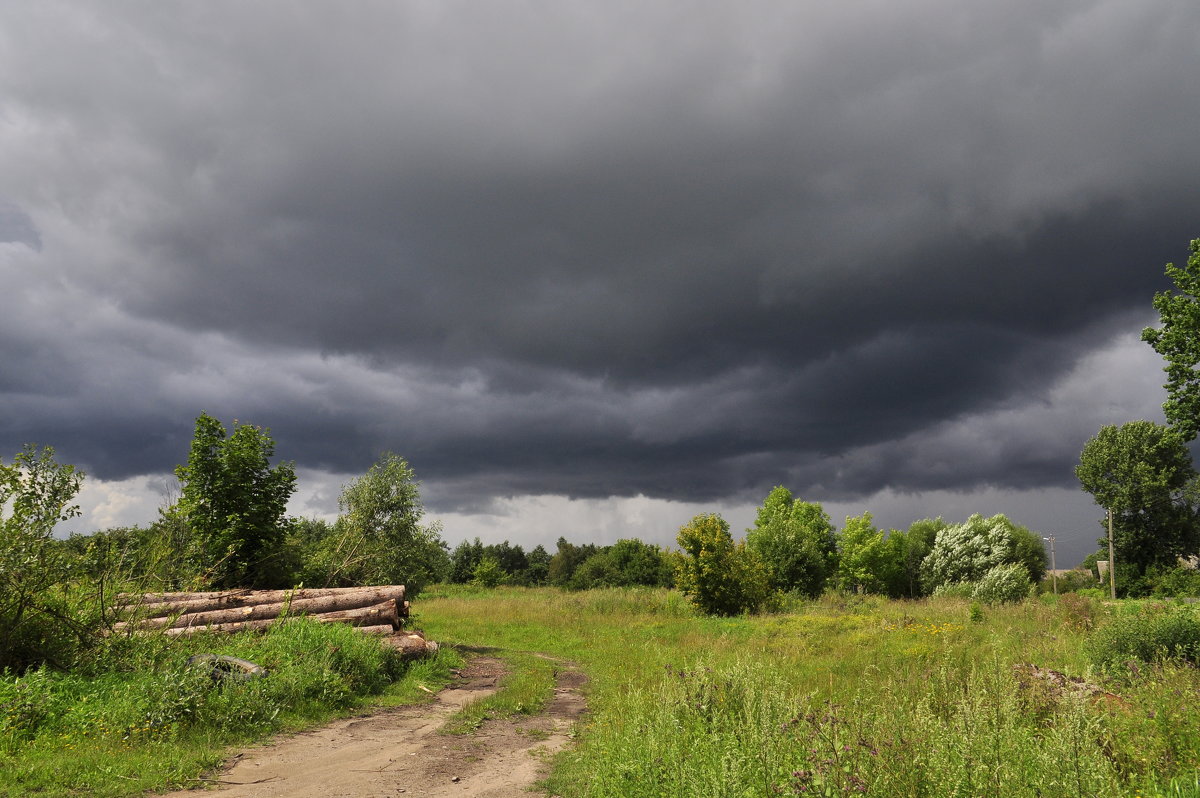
[113, 586, 438, 658]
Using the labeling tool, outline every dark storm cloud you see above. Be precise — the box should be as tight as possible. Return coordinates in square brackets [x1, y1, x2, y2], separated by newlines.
[1, 1, 1197, 512]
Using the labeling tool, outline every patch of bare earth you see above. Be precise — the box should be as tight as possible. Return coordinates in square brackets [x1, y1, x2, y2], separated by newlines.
[156, 655, 587, 798]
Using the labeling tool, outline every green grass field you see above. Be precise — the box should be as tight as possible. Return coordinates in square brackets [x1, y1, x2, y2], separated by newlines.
[417, 586, 1200, 797]
[5, 587, 1200, 797]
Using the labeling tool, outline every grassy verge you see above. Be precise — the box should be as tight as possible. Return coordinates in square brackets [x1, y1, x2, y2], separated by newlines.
[419, 586, 1200, 798]
[0, 619, 460, 798]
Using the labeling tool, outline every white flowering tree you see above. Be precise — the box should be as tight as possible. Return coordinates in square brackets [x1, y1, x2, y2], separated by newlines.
[920, 513, 1044, 595]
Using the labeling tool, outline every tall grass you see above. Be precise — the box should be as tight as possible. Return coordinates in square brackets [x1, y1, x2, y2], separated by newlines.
[419, 586, 1200, 798]
[0, 619, 459, 797]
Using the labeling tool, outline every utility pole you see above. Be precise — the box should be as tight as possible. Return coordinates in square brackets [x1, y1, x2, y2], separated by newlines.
[1107, 508, 1117, 600]
[1043, 535, 1057, 595]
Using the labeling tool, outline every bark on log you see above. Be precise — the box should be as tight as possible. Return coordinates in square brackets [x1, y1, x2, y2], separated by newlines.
[308, 599, 400, 629]
[163, 613, 400, 638]
[164, 618, 280, 636]
[388, 631, 440, 659]
[117, 588, 407, 631]
[117, 586, 406, 619]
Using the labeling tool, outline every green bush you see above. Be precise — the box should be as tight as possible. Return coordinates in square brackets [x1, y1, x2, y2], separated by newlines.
[972, 563, 1031, 605]
[1086, 605, 1200, 671]
[1149, 565, 1200, 598]
[675, 514, 772, 616]
[931, 581, 974, 599]
[471, 556, 505, 588]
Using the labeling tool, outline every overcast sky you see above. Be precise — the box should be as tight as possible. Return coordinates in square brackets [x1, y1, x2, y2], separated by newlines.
[3, 2, 1198, 566]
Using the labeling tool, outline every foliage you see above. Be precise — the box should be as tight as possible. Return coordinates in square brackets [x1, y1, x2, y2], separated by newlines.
[1148, 564, 1200, 597]
[0, 445, 85, 672]
[525, 544, 551, 586]
[1050, 568, 1102, 595]
[449, 538, 485, 583]
[304, 453, 448, 594]
[833, 512, 895, 594]
[675, 514, 771, 615]
[1076, 420, 1198, 579]
[1143, 238, 1200, 441]
[1086, 604, 1200, 672]
[920, 513, 1045, 595]
[883, 518, 944, 598]
[744, 486, 838, 597]
[568, 539, 674, 590]
[174, 414, 296, 588]
[450, 539, 550, 586]
[971, 562, 1032, 605]
[548, 538, 599, 587]
[931, 581, 975, 599]
[471, 555, 505, 588]
[0, 619, 457, 797]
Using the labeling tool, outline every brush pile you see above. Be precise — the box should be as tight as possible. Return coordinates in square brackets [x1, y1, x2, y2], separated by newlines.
[113, 586, 438, 657]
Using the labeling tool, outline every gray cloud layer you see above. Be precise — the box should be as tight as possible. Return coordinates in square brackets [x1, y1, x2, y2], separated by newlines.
[2, 2, 1197, 526]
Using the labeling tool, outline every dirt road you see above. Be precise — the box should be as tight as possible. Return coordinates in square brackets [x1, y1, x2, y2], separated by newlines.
[158, 656, 586, 798]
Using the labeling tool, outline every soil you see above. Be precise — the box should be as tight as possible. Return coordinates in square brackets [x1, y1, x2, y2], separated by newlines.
[156, 654, 587, 798]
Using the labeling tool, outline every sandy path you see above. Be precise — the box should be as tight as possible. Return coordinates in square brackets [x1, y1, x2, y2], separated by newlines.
[157, 656, 586, 798]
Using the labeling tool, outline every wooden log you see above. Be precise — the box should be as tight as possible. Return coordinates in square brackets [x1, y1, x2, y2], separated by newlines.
[309, 599, 400, 630]
[117, 586, 407, 619]
[388, 631, 440, 659]
[118, 588, 407, 631]
[162, 612, 398, 638]
[163, 618, 279, 637]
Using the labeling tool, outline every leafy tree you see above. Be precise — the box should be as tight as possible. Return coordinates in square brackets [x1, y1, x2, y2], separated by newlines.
[524, 544, 552, 585]
[483, 540, 528, 580]
[175, 413, 296, 588]
[834, 513, 895, 594]
[882, 518, 944, 598]
[0, 445, 84, 671]
[675, 513, 771, 616]
[920, 514, 1046, 594]
[1143, 239, 1200, 441]
[1076, 420, 1198, 579]
[568, 549, 618, 590]
[450, 538, 485, 583]
[313, 452, 448, 594]
[548, 538, 598, 587]
[745, 487, 838, 597]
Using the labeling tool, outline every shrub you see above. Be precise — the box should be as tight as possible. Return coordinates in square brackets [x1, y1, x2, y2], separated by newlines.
[1086, 605, 1200, 671]
[972, 563, 1031, 605]
[1149, 565, 1200, 598]
[931, 581, 974, 599]
[471, 556, 505, 588]
[676, 514, 772, 615]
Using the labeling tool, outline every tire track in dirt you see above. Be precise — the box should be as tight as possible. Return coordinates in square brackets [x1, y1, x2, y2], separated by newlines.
[157, 655, 586, 798]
